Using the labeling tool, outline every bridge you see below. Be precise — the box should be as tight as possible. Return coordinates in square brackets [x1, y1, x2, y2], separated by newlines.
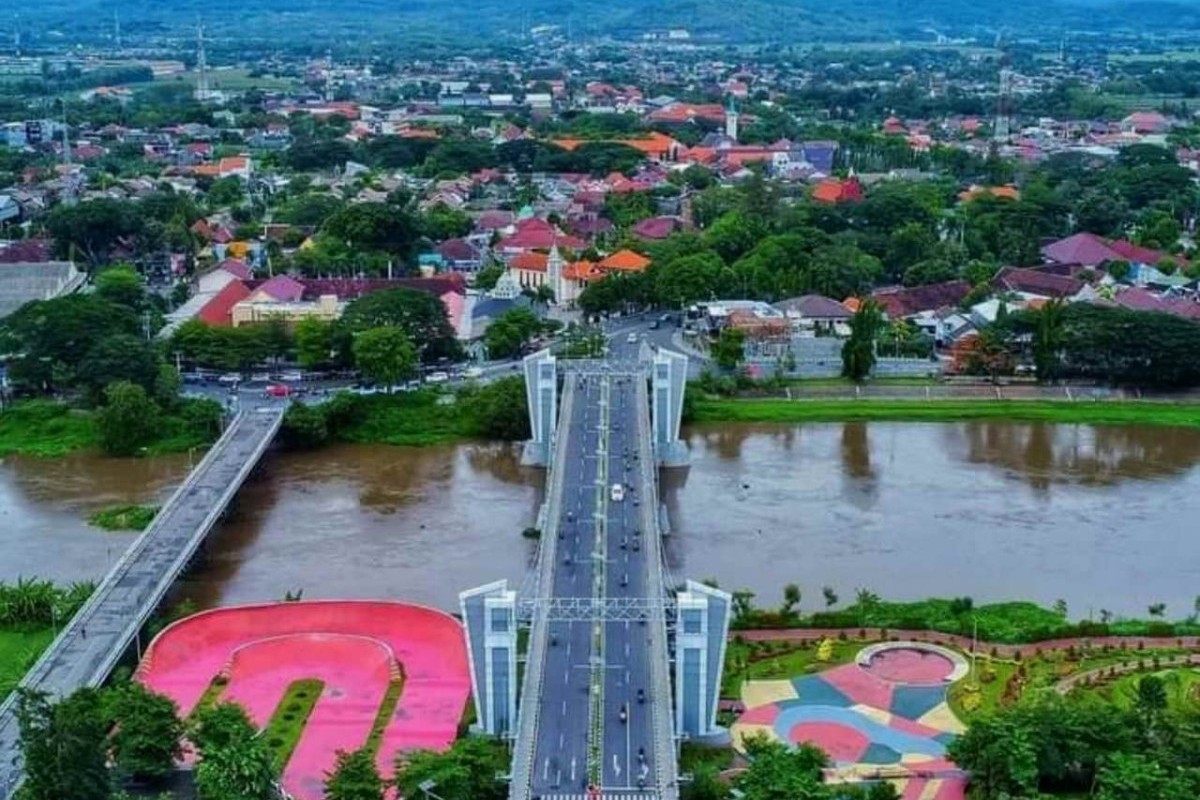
[462, 342, 731, 800]
[0, 405, 285, 799]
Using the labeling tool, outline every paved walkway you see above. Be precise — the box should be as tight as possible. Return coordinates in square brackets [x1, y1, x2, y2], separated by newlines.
[734, 628, 1200, 660]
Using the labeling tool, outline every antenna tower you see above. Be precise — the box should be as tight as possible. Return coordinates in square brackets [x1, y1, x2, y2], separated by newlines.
[994, 33, 1014, 143]
[195, 23, 211, 103]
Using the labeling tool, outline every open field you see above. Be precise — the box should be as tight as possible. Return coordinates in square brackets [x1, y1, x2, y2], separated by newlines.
[0, 628, 55, 702]
[160, 68, 301, 92]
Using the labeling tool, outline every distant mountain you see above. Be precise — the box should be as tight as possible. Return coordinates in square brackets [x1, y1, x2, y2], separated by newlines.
[9, 0, 1200, 46]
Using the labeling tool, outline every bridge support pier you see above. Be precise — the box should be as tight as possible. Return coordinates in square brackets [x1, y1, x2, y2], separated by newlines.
[459, 580, 518, 737]
[521, 350, 558, 466]
[652, 349, 689, 466]
[674, 580, 732, 741]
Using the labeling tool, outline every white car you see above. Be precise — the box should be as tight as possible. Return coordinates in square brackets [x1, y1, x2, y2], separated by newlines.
[611, 483, 625, 502]
[426, 371, 450, 384]
[217, 373, 241, 386]
[626, 333, 639, 344]
[279, 370, 304, 382]
[464, 367, 483, 379]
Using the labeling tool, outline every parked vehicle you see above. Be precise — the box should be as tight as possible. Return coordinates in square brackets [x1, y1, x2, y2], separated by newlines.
[250, 372, 271, 383]
[218, 373, 241, 386]
[279, 370, 304, 382]
[264, 384, 291, 398]
[464, 367, 483, 379]
[626, 332, 639, 344]
[426, 371, 450, 384]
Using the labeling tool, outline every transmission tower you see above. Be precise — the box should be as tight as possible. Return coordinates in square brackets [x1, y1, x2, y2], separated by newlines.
[994, 33, 1014, 143]
[195, 23, 211, 103]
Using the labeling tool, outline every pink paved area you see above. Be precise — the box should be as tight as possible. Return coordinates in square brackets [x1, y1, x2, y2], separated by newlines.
[821, 663, 895, 710]
[863, 649, 955, 684]
[137, 601, 470, 800]
[791, 722, 870, 762]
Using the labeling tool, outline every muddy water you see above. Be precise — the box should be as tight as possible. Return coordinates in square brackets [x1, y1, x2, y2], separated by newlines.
[2, 423, 1199, 616]
[0, 452, 191, 584]
[664, 422, 1200, 617]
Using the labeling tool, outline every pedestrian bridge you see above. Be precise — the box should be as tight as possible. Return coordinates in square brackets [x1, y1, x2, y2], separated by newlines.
[0, 406, 285, 799]
[462, 350, 731, 800]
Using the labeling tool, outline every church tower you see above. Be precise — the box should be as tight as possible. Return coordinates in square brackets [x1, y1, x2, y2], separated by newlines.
[546, 241, 564, 305]
[725, 96, 739, 142]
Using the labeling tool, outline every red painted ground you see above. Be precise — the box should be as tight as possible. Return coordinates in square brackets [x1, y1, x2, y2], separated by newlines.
[137, 601, 469, 800]
[821, 664, 895, 710]
[863, 649, 955, 684]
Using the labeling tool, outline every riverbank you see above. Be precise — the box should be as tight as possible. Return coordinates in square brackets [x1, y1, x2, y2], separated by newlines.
[0, 399, 223, 458]
[691, 397, 1200, 428]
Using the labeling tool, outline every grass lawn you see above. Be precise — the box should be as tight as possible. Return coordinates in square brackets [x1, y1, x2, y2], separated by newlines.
[88, 504, 158, 532]
[723, 637, 864, 698]
[0, 401, 98, 457]
[0, 628, 55, 702]
[262, 679, 324, 772]
[692, 398, 1200, 429]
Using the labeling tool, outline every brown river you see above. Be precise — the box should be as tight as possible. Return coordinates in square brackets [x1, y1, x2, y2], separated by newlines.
[2, 423, 1199, 618]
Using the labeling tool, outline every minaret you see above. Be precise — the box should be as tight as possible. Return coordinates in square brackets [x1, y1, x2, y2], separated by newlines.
[725, 95, 739, 142]
[547, 239, 564, 305]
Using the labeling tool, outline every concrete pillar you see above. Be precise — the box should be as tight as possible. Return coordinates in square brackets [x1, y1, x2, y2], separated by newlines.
[522, 349, 558, 466]
[459, 581, 518, 736]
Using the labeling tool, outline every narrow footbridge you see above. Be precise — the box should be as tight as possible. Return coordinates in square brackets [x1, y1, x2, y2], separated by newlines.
[0, 406, 285, 798]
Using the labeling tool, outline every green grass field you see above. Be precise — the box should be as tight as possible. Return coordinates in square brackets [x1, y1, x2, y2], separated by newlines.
[0, 628, 55, 701]
[692, 398, 1200, 429]
[88, 504, 158, 531]
[0, 402, 99, 457]
[160, 68, 300, 93]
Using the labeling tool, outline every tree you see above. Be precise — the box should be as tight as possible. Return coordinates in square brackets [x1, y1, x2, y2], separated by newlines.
[97, 381, 162, 456]
[474, 263, 506, 292]
[294, 318, 333, 369]
[822, 586, 838, 608]
[1033, 299, 1067, 381]
[94, 266, 145, 309]
[946, 716, 1039, 800]
[194, 735, 278, 800]
[780, 583, 801, 616]
[324, 747, 384, 800]
[731, 589, 756, 625]
[463, 376, 530, 440]
[192, 703, 277, 800]
[323, 202, 420, 257]
[107, 683, 184, 784]
[337, 288, 462, 363]
[45, 198, 141, 267]
[484, 307, 543, 360]
[77, 334, 162, 403]
[711, 327, 747, 370]
[394, 737, 507, 800]
[1136, 674, 1168, 732]
[842, 300, 883, 382]
[733, 735, 829, 800]
[2, 294, 139, 392]
[352, 327, 418, 390]
[16, 688, 111, 800]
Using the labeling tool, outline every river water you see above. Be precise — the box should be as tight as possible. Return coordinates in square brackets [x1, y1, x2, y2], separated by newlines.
[2, 422, 1198, 617]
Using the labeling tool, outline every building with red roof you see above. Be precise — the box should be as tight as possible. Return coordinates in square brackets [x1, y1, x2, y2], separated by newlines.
[631, 217, 681, 241]
[812, 176, 864, 204]
[598, 249, 652, 274]
[197, 280, 251, 326]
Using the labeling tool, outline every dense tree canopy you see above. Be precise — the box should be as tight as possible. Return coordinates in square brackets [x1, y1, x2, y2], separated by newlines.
[337, 287, 462, 363]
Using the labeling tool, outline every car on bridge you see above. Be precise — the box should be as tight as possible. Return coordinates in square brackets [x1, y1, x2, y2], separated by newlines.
[611, 483, 625, 502]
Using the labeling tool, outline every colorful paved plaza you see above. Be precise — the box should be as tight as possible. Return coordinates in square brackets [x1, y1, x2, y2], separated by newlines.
[732, 644, 969, 800]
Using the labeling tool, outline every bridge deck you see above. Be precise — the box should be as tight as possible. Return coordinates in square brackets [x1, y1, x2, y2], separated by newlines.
[0, 406, 285, 799]
[515, 368, 676, 800]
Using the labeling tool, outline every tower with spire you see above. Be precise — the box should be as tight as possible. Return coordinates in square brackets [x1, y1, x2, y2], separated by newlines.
[725, 95, 739, 142]
[546, 240, 564, 305]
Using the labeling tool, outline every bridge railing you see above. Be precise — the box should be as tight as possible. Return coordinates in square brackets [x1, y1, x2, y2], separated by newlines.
[634, 378, 680, 800]
[508, 379, 577, 800]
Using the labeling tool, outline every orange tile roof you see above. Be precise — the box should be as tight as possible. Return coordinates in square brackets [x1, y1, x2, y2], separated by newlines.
[564, 260, 604, 282]
[550, 131, 679, 158]
[598, 249, 652, 273]
[958, 184, 1021, 203]
[510, 251, 549, 272]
